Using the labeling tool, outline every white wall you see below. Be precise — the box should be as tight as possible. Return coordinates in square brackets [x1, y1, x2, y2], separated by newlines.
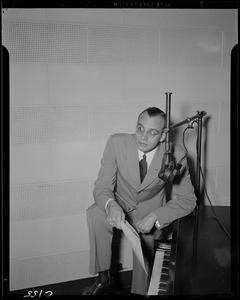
[2, 8, 237, 291]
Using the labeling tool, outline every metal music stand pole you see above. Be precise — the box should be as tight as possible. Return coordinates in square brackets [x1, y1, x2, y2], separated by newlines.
[196, 110, 205, 207]
[193, 111, 205, 266]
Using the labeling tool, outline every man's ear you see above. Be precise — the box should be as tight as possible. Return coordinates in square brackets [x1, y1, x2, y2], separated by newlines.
[160, 131, 166, 142]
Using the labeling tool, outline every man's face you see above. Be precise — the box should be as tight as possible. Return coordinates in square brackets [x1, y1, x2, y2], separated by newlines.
[135, 111, 165, 153]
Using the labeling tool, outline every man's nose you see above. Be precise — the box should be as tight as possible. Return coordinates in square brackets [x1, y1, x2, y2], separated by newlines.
[141, 132, 148, 140]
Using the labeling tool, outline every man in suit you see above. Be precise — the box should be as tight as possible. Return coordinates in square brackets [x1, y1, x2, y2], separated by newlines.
[82, 107, 197, 295]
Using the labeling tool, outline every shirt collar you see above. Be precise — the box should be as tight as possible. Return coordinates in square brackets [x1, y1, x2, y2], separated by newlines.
[138, 146, 158, 162]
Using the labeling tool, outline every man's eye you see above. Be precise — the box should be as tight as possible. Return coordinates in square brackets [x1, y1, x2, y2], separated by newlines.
[150, 131, 158, 136]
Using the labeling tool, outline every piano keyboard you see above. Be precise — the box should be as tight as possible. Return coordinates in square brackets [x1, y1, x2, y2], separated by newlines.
[147, 242, 173, 295]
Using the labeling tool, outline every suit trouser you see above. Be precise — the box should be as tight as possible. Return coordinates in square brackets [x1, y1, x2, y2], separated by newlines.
[86, 203, 162, 295]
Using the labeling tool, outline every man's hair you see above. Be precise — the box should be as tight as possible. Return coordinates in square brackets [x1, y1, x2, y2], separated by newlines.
[138, 107, 166, 121]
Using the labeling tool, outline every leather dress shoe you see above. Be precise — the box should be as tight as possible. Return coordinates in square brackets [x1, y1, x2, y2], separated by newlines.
[82, 276, 115, 295]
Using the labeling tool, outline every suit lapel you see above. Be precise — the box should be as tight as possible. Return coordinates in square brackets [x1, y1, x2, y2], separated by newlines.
[139, 142, 165, 190]
[127, 135, 141, 190]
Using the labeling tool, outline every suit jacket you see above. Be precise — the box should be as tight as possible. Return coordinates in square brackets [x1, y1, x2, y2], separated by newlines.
[93, 133, 196, 228]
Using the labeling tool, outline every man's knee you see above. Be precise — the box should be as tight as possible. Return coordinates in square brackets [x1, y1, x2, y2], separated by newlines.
[86, 203, 107, 223]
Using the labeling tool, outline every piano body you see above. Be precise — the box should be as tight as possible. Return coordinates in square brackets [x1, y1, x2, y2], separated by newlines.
[147, 205, 232, 297]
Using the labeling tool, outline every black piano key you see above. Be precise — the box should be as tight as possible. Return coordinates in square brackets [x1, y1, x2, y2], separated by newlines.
[158, 282, 167, 289]
[160, 274, 169, 281]
[163, 255, 170, 260]
[163, 256, 170, 260]
[163, 257, 170, 262]
[158, 285, 167, 289]
[164, 257, 170, 262]
[162, 261, 170, 267]
[161, 267, 169, 274]
[163, 259, 169, 263]
[158, 290, 166, 295]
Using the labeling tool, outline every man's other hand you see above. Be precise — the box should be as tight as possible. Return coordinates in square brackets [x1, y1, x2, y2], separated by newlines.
[107, 201, 125, 230]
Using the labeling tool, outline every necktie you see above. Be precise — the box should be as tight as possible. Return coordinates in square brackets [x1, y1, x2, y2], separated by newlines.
[139, 154, 147, 183]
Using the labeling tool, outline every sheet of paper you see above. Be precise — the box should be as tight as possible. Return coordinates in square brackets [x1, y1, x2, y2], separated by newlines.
[121, 220, 148, 275]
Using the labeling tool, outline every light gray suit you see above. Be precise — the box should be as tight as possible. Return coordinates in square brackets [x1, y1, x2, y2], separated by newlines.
[86, 133, 196, 295]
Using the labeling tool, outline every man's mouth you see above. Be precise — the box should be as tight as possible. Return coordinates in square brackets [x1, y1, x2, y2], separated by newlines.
[139, 142, 148, 147]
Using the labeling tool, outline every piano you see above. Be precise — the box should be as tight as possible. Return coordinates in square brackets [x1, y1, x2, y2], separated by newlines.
[147, 206, 233, 296]
[147, 239, 175, 295]
[147, 217, 178, 296]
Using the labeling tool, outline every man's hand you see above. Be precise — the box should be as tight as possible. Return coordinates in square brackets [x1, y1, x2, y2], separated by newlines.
[107, 200, 125, 230]
[136, 212, 157, 234]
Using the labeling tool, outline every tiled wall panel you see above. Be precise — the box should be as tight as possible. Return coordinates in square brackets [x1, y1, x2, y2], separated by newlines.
[160, 28, 222, 66]
[200, 168, 217, 206]
[10, 144, 52, 184]
[215, 167, 231, 202]
[191, 66, 230, 101]
[10, 105, 89, 144]
[10, 250, 93, 291]
[10, 180, 88, 222]
[10, 219, 54, 259]
[50, 142, 105, 180]
[124, 66, 191, 101]
[10, 64, 48, 105]
[10, 216, 91, 263]
[89, 104, 151, 141]
[2, 20, 87, 63]
[124, 25, 159, 64]
[48, 65, 124, 103]
[88, 24, 160, 64]
[10, 245, 133, 292]
[52, 215, 89, 253]
[3, 19, 235, 67]
[185, 133, 230, 168]
[88, 25, 125, 64]
[218, 102, 230, 135]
